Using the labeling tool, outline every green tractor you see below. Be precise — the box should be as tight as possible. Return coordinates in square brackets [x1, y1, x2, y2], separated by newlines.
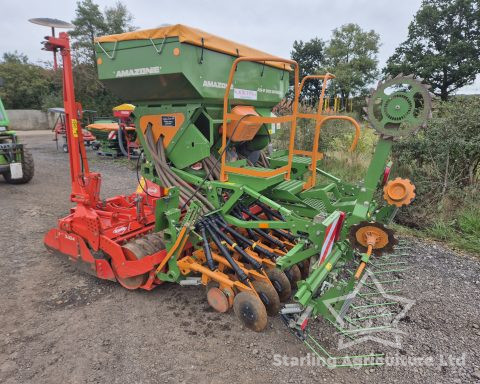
[0, 81, 34, 184]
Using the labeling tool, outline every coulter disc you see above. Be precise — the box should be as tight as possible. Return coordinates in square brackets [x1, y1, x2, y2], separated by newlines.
[285, 264, 302, 288]
[265, 268, 292, 302]
[233, 291, 268, 332]
[206, 287, 230, 313]
[252, 280, 281, 316]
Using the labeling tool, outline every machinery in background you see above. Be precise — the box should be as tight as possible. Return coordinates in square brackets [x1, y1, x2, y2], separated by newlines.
[0, 83, 34, 184]
[49, 107, 97, 152]
[86, 104, 139, 158]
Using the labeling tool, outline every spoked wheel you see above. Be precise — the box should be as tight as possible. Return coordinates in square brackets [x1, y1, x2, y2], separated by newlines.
[252, 280, 280, 316]
[112, 242, 149, 290]
[233, 291, 268, 332]
[285, 264, 302, 288]
[265, 268, 291, 302]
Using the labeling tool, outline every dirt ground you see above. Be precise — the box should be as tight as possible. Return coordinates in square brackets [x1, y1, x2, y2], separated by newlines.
[1, 131, 479, 384]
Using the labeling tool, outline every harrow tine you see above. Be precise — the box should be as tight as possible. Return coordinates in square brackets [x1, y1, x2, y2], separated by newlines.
[304, 335, 384, 368]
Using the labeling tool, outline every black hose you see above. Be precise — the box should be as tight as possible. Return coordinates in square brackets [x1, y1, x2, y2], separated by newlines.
[204, 222, 248, 283]
[213, 217, 276, 260]
[256, 201, 285, 221]
[198, 222, 216, 271]
[244, 206, 295, 242]
[180, 113, 254, 211]
[206, 218, 262, 270]
[231, 208, 258, 241]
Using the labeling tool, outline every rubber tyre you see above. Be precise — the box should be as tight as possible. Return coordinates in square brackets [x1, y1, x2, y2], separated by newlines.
[285, 264, 302, 288]
[233, 291, 268, 332]
[265, 268, 292, 302]
[252, 280, 281, 316]
[4, 148, 34, 184]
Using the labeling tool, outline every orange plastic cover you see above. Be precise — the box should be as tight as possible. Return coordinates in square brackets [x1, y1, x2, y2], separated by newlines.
[224, 106, 263, 142]
[95, 24, 290, 70]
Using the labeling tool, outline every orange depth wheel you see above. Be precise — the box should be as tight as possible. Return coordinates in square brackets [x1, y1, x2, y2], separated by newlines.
[383, 177, 416, 207]
[354, 226, 390, 251]
[348, 221, 397, 256]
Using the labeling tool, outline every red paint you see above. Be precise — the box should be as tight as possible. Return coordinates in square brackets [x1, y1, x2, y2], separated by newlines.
[382, 166, 391, 185]
[42, 33, 164, 290]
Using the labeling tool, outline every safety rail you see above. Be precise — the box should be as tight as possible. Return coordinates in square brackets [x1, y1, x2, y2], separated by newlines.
[296, 75, 361, 189]
[221, 57, 300, 182]
[220, 58, 361, 190]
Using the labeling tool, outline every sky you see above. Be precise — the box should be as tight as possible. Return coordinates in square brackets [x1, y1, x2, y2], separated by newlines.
[1, 0, 478, 93]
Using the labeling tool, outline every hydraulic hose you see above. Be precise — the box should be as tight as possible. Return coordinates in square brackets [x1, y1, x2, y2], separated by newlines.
[256, 201, 285, 221]
[206, 218, 263, 270]
[144, 126, 214, 212]
[214, 217, 276, 260]
[239, 205, 292, 246]
[198, 222, 216, 271]
[231, 208, 258, 241]
[204, 222, 248, 284]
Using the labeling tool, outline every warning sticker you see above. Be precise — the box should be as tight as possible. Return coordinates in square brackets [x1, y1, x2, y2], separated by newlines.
[161, 116, 176, 127]
[72, 119, 78, 138]
[234, 88, 257, 100]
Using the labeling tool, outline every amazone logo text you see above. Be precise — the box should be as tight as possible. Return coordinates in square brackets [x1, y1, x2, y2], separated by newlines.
[115, 66, 161, 78]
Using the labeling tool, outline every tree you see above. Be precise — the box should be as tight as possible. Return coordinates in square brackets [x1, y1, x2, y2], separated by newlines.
[104, 1, 136, 34]
[70, 0, 108, 66]
[2, 51, 29, 65]
[290, 38, 326, 102]
[68, 0, 135, 115]
[0, 52, 55, 109]
[384, 0, 480, 101]
[324, 23, 380, 102]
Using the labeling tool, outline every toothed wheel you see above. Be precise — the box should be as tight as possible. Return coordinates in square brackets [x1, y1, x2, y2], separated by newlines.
[365, 75, 432, 138]
[348, 221, 397, 256]
[383, 177, 416, 207]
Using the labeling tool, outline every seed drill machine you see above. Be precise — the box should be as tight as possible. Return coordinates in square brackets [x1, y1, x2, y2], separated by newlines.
[43, 25, 430, 334]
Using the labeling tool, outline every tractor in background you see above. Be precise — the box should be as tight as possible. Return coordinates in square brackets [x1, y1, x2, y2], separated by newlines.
[0, 80, 34, 184]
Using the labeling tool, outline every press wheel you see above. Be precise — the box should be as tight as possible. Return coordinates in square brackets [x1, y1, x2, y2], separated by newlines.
[265, 268, 292, 302]
[112, 242, 149, 290]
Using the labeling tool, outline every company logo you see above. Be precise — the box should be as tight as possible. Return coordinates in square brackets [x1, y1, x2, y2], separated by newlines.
[147, 187, 159, 195]
[115, 66, 161, 78]
[202, 80, 228, 89]
[112, 226, 128, 235]
[64, 234, 76, 241]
